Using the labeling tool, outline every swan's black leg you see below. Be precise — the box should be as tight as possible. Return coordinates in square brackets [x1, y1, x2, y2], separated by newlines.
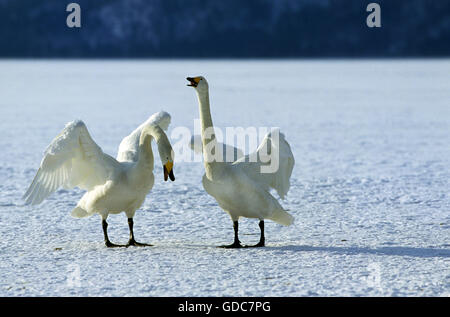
[126, 218, 153, 247]
[220, 221, 243, 248]
[102, 219, 125, 248]
[247, 220, 265, 248]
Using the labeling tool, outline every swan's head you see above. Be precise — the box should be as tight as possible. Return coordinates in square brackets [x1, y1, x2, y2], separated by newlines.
[144, 124, 175, 182]
[140, 124, 175, 181]
[159, 144, 175, 182]
[187, 76, 208, 93]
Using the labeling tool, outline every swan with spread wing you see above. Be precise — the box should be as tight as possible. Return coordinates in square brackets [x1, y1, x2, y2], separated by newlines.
[23, 111, 175, 247]
[187, 76, 294, 248]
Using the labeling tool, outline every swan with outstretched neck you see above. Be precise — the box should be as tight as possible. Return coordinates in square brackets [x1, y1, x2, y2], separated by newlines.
[23, 111, 175, 247]
[187, 76, 295, 248]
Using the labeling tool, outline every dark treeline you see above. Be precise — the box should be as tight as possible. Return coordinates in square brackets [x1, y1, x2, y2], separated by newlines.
[0, 0, 449, 58]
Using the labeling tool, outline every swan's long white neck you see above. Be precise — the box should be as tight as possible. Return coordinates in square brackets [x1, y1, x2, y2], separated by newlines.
[196, 89, 224, 180]
[137, 125, 166, 171]
[197, 90, 216, 142]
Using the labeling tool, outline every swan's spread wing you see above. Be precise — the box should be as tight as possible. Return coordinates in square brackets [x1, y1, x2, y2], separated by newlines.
[233, 130, 294, 199]
[23, 120, 118, 205]
[117, 111, 171, 162]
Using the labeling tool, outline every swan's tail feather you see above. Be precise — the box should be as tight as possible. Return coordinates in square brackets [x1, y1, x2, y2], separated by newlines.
[71, 206, 89, 218]
[270, 209, 294, 226]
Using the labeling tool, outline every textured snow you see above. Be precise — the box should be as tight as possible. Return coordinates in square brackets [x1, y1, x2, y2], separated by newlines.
[0, 60, 449, 296]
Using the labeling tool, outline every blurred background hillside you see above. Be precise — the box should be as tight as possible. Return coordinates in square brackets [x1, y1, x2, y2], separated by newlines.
[0, 0, 449, 57]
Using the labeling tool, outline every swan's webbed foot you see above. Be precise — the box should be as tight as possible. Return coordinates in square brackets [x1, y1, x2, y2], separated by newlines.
[219, 241, 243, 249]
[126, 238, 153, 247]
[105, 240, 127, 248]
[219, 221, 243, 248]
[126, 218, 153, 247]
[102, 219, 126, 248]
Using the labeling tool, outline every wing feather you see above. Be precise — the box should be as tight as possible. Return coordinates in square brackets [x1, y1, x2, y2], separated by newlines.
[233, 129, 295, 199]
[23, 120, 119, 205]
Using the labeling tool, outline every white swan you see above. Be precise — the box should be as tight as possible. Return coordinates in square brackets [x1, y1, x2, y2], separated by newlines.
[23, 111, 175, 247]
[187, 76, 294, 248]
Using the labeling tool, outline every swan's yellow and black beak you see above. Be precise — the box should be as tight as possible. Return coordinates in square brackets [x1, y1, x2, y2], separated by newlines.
[163, 161, 175, 182]
[187, 77, 201, 87]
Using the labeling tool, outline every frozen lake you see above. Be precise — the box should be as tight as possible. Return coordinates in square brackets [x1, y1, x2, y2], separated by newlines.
[0, 59, 449, 296]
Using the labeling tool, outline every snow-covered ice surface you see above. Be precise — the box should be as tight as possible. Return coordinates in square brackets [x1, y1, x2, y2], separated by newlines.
[0, 60, 449, 297]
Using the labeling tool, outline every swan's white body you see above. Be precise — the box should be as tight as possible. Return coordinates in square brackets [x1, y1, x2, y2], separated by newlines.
[24, 111, 174, 222]
[201, 131, 295, 225]
[188, 77, 294, 232]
